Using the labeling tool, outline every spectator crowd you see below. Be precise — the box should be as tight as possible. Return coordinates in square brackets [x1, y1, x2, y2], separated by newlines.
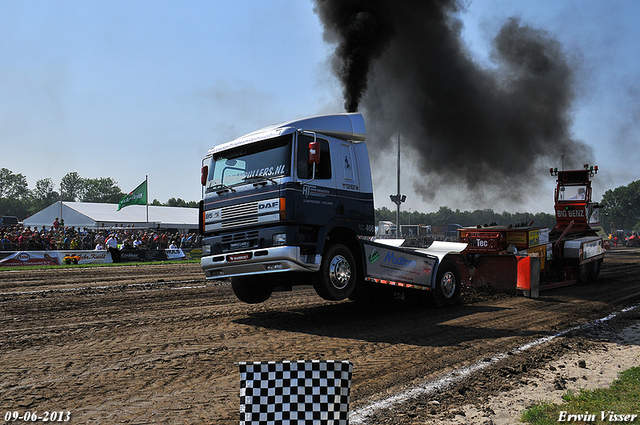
[0, 221, 201, 252]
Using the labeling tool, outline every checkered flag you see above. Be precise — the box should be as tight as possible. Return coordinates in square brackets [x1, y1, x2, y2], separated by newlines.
[238, 360, 353, 424]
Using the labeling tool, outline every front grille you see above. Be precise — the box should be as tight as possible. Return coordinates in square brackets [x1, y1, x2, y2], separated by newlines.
[221, 231, 260, 243]
[221, 201, 258, 219]
[221, 217, 259, 228]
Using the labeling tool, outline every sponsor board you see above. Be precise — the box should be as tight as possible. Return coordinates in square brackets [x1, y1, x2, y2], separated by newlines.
[118, 249, 188, 262]
[185, 248, 202, 260]
[0, 249, 187, 267]
[0, 250, 109, 266]
[583, 239, 603, 259]
[165, 249, 187, 261]
[363, 242, 436, 288]
[506, 231, 528, 246]
[506, 227, 549, 249]
[563, 237, 604, 260]
[0, 251, 62, 266]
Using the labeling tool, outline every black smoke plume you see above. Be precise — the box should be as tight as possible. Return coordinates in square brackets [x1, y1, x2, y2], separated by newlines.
[314, 0, 593, 207]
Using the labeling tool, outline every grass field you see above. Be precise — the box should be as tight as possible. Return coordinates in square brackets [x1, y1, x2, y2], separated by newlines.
[521, 367, 640, 424]
[0, 259, 199, 272]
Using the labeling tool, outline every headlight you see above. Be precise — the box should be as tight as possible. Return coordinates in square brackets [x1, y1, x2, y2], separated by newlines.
[202, 244, 211, 255]
[272, 234, 287, 246]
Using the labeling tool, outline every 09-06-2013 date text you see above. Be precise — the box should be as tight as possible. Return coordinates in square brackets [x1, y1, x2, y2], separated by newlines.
[4, 411, 71, 422]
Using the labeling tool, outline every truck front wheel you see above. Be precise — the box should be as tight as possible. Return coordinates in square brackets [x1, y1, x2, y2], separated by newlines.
[432, 259, 461, 308]
[314, 244, 357, 301]
[231, 276, 274, 304]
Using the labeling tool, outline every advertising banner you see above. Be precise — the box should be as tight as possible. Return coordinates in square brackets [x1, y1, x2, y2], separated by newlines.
[119, 249, 187, 262]
[0, 248, 188, 267]
[0, 251, 62, 266]
[165, 249, 187, 260]
[362, 241, 436, 288]
[0, 250, 110, 266]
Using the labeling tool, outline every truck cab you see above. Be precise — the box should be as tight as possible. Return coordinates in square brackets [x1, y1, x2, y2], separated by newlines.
[552, 166, 606, 238]
[199, 113, 374, 302]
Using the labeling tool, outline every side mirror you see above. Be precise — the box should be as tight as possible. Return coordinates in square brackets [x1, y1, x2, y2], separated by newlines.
[201, 165, 208, 186]
[308, 141, 320, 165]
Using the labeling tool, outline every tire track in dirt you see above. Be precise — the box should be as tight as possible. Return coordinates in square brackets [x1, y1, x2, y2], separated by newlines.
[0, 263, 205, 292]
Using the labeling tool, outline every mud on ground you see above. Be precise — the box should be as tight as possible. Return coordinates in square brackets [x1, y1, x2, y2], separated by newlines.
[1, 248, 639, 424]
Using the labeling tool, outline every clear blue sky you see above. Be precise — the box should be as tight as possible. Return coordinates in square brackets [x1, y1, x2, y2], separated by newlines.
[1, 0, 638, 214]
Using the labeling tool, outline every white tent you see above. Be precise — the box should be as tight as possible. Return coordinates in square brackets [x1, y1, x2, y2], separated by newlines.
[24, 201, 198, 233]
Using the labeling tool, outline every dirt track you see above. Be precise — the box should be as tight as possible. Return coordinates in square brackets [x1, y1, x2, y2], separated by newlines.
[1, 248, 639, 424]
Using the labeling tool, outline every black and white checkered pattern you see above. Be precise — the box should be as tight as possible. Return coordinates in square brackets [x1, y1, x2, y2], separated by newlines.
[238, 360, 353, 424]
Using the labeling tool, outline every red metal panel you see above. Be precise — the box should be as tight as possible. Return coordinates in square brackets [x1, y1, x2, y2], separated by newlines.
[516, 256, 532, 291]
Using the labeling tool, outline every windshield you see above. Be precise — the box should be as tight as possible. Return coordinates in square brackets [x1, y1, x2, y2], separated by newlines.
[205, 134, 292, 193]
[558, 185, 587, 201]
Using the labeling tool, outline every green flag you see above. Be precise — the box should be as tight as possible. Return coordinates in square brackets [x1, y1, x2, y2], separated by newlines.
[118, 180, 147, 211]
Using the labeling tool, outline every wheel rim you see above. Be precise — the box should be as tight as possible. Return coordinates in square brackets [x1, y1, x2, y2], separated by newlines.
[329, 255, 351, 290]
[440, 271, 456, 299]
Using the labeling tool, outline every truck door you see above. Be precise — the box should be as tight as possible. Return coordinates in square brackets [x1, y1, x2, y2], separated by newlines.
[295, 134, 338, 227]
[337, 143, 361, 219]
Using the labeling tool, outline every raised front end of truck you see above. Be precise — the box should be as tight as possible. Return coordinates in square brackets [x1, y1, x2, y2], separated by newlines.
[199, 113, 374, 303]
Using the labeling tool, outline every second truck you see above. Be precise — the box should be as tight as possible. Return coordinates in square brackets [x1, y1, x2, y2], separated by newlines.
[199, 113, 606, 306]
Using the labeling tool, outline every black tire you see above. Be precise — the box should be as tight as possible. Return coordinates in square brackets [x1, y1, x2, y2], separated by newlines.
[588, 259, 602, 282]
[314, 243, 357, 301]
[231, 276, 274, 304]
[432, 259, 461, 308]
[576, 261, 590, 284]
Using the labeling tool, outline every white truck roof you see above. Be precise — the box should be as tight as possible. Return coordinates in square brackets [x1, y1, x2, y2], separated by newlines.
[207, 113, 366, 157]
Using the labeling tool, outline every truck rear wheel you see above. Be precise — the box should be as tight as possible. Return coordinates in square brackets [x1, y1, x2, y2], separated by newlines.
[432, 259, 461, 308]
[314, 243, 357, 301]
[231, 276, 274, 304]
[576, 261, 590, 284]
[588, 259, 602, 282]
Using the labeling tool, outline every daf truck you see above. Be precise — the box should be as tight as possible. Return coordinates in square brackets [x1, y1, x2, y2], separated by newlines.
[199, 113, 467, 306]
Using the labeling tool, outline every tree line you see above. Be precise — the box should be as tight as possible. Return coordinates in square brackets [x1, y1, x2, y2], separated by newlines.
[600, 180, 640, 232]
[375, 206, 557, 230]
[1, 167, 638, 232]
[377, 179, 640, 233]
[0, 169, 198, 220]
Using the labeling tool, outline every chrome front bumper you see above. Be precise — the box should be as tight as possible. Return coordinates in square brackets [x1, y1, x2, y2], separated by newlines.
[200, 246, 321, 279]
